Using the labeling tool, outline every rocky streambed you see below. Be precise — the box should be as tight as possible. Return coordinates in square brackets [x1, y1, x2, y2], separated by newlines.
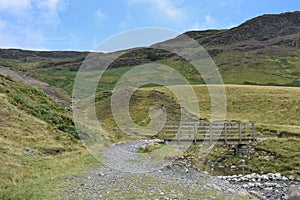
[218, 173, 300, 199]
[64, 140, 300, 199]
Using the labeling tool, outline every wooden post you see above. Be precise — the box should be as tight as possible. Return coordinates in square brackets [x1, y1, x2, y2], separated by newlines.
[193, 122, 197, 145]
[239, 122, 242, 144]
[177, 122, 181, 145]
[209, 122, 212, 144]
[251, 121, 255, 141]
[161, 121, 165, 139]
[224, 122, 228, 145]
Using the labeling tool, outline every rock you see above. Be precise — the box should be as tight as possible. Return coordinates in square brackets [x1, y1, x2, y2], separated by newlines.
[227, 188, 235, 194]
[254, 183, 263, 188]
[98, 173, 104, 176]
[285, 186, 300, 200]
[261, 174, 269, 181]
[282, 176, 289, 181]
[209, 184, 222, 191]
[264, 187, 273, 192]
[273, 173, 282, 180]
[249, 190, 267, 200]
[264, 182, 277, 187]
[151, 139, 165, 145]
[238, 190, 250, 197]
[289, 176, 295, 181]
[238, 159, 246, 166]
[248, 183, 255, 188]
[244, 174, 252, 180]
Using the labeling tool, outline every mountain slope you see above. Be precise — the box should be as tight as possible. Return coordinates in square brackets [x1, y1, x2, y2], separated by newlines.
[0, 70, 99, 199]
[185, 11, 300, 47]
[0, 11, 299, 93]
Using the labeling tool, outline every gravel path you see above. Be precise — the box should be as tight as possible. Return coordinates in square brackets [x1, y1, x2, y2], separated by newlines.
[64, 140, 251, 199]
[62, 139, 300, 199]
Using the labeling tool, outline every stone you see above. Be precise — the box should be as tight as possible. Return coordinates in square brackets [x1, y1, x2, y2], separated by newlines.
[261, 174, 269, 181]
[248, 183, 255, 188]
[264, 182, 277, 187]
[254, 183, 263, 188]
[244, 174, 252, 179]
[282, 176, 289, 181]
[152, 139, 165, 145]
[289, 176, 295, 181]
[227, 188, 235, 194]
[274, 173, 282, 180]
[98, 173, 104, 176]
[238, 159, 246, 166]
[285, 186, 300, 200]
[210, 184, 222, 191]
[249, 190, 267, 200]
[237, 190, 249, 197]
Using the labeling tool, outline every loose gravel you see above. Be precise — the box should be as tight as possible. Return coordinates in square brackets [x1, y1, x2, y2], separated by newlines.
[63, 140, 299, 199]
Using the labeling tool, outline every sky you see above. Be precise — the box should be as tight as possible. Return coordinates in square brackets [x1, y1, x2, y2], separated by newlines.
[0, 0, 299, 51]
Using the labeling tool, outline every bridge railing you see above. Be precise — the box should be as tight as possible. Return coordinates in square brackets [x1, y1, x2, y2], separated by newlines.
[159, 121, 255, 145]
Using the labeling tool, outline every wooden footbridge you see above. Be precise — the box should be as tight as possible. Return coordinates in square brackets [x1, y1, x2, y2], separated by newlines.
[159, 121, 256, 145]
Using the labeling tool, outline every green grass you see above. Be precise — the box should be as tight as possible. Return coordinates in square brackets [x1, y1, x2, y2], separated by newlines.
[93, 84, 300, 176]
[1, 44, 300, 193]
[96, 84, 300, 134]
[254, 138, 300, 176]
[191, 138, 300, 177]
[0, 91, 100, 199]
[2, 45, 300, 96]
[0, 73, 103, 199]
[0, 73, 78, 138]
[216, 50, 300, 86]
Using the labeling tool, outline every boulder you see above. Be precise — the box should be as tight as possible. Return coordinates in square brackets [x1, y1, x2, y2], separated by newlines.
[285, 186, 300, 200]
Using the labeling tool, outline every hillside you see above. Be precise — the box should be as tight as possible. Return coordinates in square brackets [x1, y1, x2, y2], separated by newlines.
[0, 70, 100, 199]
[0, 11, 299, 94]
[94, 84, 300, 177]
[1, 11, 300, 199]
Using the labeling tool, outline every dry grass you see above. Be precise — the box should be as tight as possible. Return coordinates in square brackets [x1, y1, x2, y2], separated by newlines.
[0, 93, 100, 199]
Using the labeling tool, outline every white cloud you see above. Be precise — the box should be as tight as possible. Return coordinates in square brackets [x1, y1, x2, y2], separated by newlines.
[96, 10, 107, 20]
[152, 0, 185, 19]
[0, 0, 67, 26]
[0, 0, 31, 14]
[0, 0, 68, 50]
[36, 0, 67, 27]
[0, 26, 49, 50]
[205, 14, 212, 23]
[190, 14, 216, 30]
[128, 0, 185, 20]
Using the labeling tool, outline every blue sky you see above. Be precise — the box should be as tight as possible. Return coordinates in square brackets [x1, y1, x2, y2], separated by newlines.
[0, 0, 299, 51]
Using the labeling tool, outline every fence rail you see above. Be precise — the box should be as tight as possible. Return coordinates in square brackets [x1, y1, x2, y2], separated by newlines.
[159, 121, 255, 145]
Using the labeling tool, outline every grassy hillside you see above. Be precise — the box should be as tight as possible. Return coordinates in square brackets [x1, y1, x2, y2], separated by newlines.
[94, 84, 300, 176]
[0, 11, 299, 193]
[0, 12, 300, 94]
[96, 84, 300, 134]
[0, 72, 101, 199]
